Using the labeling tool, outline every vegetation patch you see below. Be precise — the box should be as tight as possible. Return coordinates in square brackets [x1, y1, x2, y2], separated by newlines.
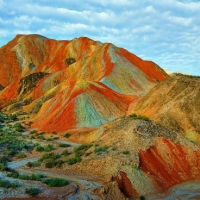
[0, 178, 20, 188]
[25, 187, 41, 197]
[59, 143, 71, 147]
[35, 145, 44, 152]
[129, 113, 149, 121]
[122, 150, 130, 155]
[64, 133, 71, 138]
[112, 146, 117, 151]
[43, 178, 69, 187]
[44, 144, 56, 152]
[94, 145, 109, 155]
[62, 149, 70, 156]
[16, 152, 26, 158]
[39, 152, 64, 168]
[8, 170, 45, 182]
[67, 156, 82, 165]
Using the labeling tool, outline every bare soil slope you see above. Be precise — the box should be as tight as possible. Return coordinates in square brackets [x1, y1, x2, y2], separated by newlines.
[129, 74, 200, 142]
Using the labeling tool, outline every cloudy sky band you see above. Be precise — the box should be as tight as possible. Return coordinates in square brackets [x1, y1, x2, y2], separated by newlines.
[0, 0, 200, 75]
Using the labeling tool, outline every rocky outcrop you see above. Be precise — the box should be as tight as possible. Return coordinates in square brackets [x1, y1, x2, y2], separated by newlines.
[17, 72, 49, 97]
[93, 181, 128, 200]
[65, 57, 76, 66]
[0, 84, 4, 91]
[139, 137, 200, 190]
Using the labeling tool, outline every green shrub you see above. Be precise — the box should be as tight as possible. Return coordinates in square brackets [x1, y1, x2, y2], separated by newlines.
[137, 115, 149, 121]
[59, 143, 71, 147]
[122, 150, 130, 155]
[129, 113, 137, 118]
[13, 122, 23, 128]
[112, 147, 117, 151]
[7, 170, 19, 178]
[129, 113, 149, 121]
[55, 160, 65, 168]
[9, 114, 17, 121]
[31, 173, 44, 181]
[95, 146, 107, 154]
[64, 133, 71, 138]
[39, 153, 60, 168]
[15, 127, 24, 132]
[45, 161, 54, 168]
[74, 144, 93, 152]
[19, 173, 30, 180]
[35, 145, 44, 152]
[62, 149, 69, 156]
[44, 144, 56, 152]
[37, 135, 45, 140]
[140, 196, 146, 200]
[14, 122, 24, 132]
[17, 152, 26, 158]
[0, 156, 10, 163]
[75, 151, 84, 157]
[30, 130, 37, 134]
[0, 179, 20, 188]
[0, 162, 7, 171]
[47, 138, 54, 141]
[67, 156, 82, 165]
[26, 162, 33, 168]
[31, 161, 41, 167]
[39, 153, 52, 161]
[25, 187, 41, 197]
[43, 178, 69, 187]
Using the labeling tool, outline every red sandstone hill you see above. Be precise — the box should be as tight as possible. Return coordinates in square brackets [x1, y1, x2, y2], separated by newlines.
[0, 34, 168, 133]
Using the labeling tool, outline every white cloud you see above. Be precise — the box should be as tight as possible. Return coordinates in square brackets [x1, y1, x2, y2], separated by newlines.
[0, 29, 8, 37]
[0, 0, 4, 7]
[144, 5, 156, 13]
[90, 0, 133, 6]
[0, 0, 200, 75]
[153, 0, 200, 11]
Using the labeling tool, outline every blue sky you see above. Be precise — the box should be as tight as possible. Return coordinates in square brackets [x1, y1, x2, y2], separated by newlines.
[0, 0, 200, 75]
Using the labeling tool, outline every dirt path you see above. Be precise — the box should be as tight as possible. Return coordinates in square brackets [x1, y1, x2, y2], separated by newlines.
[7, 157, 39, 170]
[17, 168, 102, 200]
[6, 140, 102, 200]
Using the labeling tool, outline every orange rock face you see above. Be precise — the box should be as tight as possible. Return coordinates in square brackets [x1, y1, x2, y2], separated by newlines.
[0, 34, 168, 132]
[139, 138, 200, 191]
[113, 171, 139, 198]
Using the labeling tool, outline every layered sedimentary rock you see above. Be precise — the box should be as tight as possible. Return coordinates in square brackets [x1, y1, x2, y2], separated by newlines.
[140, 137, 200, 190]
[0, 34, 168, 132]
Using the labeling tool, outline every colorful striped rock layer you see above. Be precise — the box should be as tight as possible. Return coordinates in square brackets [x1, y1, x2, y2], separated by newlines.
[0, 34, 168, 133]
